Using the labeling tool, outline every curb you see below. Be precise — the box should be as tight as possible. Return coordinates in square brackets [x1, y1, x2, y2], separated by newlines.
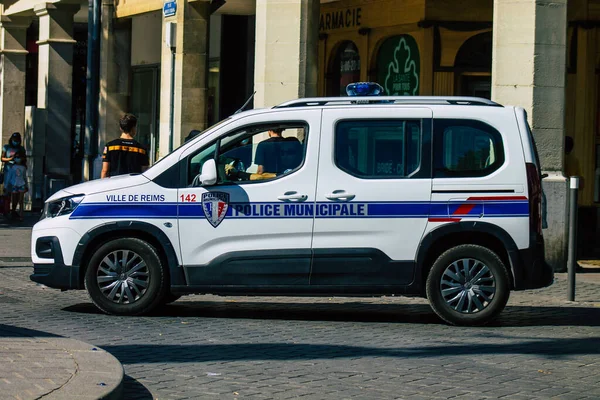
[41, 338, 124, 400]
[0, 263, 33, 268]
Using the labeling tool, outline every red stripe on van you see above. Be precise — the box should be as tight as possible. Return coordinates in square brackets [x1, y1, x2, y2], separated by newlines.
[452, 204, 476, 215]
[466, 196, 528, 201]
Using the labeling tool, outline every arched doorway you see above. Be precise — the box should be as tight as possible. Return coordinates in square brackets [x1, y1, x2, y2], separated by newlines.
[326, 41, 360, 96]
[454, 32, 492, 98]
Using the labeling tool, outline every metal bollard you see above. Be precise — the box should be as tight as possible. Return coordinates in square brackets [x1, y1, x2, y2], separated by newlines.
[567, 176, 579, 301]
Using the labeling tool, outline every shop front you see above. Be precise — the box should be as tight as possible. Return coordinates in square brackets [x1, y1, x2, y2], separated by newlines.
[318, 0, 492, 99]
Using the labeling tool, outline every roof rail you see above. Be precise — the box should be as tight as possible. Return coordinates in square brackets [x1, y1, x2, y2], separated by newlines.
[274, 96, 502, 108]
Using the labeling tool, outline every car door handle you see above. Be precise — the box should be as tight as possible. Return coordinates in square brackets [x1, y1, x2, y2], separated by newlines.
[325, 190, 356, 201]
[278, 191, 308, 202]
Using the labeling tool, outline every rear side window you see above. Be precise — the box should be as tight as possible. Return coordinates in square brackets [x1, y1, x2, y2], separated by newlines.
[335, 120, 422, 179]
[433, 119, 504, 178]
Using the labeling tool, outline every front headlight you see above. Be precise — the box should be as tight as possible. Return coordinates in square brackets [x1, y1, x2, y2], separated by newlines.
[41, 195, 85, 220]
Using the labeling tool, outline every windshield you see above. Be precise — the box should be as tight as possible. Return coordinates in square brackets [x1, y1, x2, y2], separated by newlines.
[146, 117, 232, 169]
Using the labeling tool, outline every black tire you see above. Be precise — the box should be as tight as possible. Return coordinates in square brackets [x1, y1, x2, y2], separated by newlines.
[84, 238, 168, 315]
[426, 244, 510, 326]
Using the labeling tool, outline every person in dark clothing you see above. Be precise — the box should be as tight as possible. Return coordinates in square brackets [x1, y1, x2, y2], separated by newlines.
[280, 136, 303, 172]
[255, 129, 285, 175]
[101, 113, 149, 178]
[1, 132, 28, 220]
[185, 129, 202, 143]
[255, 129, 303, 175]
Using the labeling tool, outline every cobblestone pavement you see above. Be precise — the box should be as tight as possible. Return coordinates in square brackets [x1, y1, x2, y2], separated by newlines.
[0, 324, 75, 399]
[2, 263, 600, 400]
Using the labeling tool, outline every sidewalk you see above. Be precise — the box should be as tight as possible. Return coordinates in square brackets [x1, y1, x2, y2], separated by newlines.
[0, 212, 124, 400]
[0, 212, 38, 268]
[0, 325, 123, 400]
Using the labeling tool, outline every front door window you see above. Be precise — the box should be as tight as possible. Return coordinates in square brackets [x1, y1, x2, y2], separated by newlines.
[187, 125, 308, 187]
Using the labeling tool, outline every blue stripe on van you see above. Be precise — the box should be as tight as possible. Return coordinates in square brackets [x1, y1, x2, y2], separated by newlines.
[69, 197, 529, 220]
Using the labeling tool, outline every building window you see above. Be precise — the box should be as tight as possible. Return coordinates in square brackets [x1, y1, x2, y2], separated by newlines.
[335, 120, 422, 179]
[327, 41, 360, 96]
[433, 119, 504, 178]
[377, 35, 420, 96]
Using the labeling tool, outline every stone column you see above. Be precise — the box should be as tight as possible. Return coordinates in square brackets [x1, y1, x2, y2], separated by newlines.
[492, 0, 568, 271]
[0, 16, 30, 144]
[254, 0, 319, 108]
[34, 2, 80, 177]
[92, 0, 131, 179]
[159, 0, 209, 158]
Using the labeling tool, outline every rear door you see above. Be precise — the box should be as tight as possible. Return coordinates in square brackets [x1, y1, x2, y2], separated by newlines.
[428, 108, 529, 250]
[311, 107, 433, 286]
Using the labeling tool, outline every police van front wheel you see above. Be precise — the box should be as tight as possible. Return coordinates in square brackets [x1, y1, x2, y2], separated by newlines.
[426, 244, 510, 326]
[84, 238, 168, 316]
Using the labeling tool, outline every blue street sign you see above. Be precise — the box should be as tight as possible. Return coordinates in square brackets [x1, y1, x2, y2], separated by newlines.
[163, 0, 177, 17]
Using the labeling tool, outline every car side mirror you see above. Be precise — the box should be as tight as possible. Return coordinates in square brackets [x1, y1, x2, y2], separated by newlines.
[200, 159, 217, 186]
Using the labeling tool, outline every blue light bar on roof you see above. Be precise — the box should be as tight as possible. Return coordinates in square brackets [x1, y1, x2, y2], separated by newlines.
[346, 82, 384, 96]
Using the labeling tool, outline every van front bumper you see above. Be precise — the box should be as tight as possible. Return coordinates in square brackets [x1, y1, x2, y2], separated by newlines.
[31, 263, 80, 290]
[30, 236, 81, 290]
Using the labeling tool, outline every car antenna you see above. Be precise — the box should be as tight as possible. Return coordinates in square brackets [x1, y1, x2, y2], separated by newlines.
[234, 91, 257, 114]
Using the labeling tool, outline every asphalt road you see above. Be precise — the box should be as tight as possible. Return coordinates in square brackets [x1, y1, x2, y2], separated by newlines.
[2, 221, 600, 399]
[1, 265, 600, 400]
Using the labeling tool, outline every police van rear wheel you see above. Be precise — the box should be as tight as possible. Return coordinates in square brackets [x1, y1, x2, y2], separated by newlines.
[426, 244, 510, 326]
[85, 238, 167, 316]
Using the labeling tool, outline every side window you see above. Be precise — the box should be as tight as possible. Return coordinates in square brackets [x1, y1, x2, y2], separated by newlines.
[434, 119, 505, 178]
[335, 120, 422, 179]
[187, 124, 308, 186]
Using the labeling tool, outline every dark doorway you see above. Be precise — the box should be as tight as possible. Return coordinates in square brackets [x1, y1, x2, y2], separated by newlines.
[71, 24, 88, 183]
[326, 41, 360, 96]
[455, 32, 492, 99]
[25, 22, 38, 108]
[459, 75, 491, 99]
[131, 66, 160, 164]
[219, 15, 255, 120]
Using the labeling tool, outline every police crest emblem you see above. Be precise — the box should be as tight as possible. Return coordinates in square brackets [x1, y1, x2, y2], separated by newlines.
[201, 192, 230, 228]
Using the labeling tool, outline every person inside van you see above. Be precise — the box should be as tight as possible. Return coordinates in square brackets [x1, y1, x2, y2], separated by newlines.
[255, 129, 303, 175]
[255, 128, 285, 175]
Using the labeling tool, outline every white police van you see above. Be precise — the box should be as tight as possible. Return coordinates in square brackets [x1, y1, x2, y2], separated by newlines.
[30, 85, 553, 325]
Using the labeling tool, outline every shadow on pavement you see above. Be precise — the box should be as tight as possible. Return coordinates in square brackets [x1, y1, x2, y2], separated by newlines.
[102, 336, 600, 365]
[579, 267, 600, 273]
[63, 300, 600, 327]
[0, 323, 60, 338]
[123, 375, 153, 400]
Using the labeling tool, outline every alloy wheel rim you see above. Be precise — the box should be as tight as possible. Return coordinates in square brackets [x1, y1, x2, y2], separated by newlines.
[440, 258, 496, 314]
[96, 250, 149, 304]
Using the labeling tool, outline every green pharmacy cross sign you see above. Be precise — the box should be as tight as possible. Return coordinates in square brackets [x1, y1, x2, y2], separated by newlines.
[377, 35, 420, 96]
